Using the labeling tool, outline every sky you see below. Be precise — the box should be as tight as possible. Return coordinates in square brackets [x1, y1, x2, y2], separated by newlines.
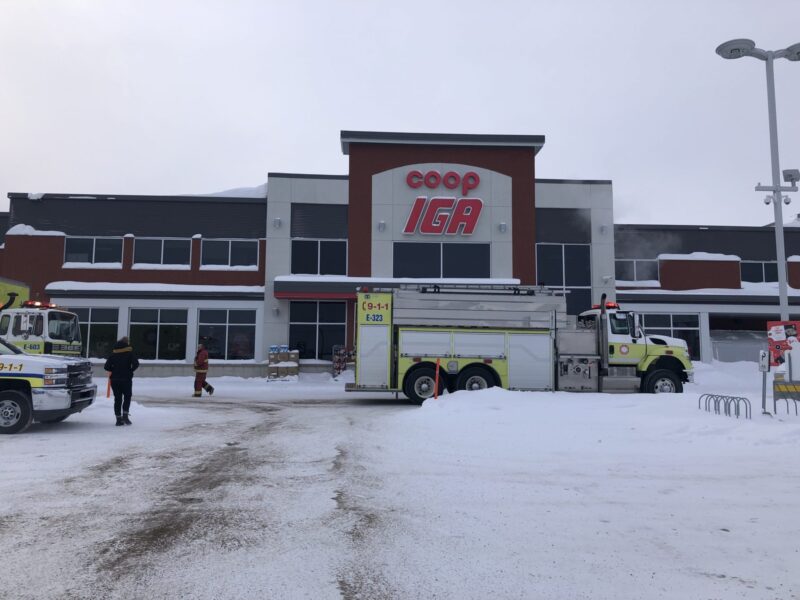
[1, 0, 799, 226]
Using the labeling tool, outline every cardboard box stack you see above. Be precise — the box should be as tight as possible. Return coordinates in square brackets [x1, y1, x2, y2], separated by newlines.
[267, 345, 300, 379]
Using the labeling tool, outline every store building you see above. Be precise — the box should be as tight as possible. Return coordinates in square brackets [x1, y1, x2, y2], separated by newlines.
[0, 130, 794, 369]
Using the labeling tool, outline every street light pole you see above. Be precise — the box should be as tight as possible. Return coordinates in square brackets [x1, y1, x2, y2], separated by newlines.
[764, 50, 790, 321]
[716, 39, 800, 322]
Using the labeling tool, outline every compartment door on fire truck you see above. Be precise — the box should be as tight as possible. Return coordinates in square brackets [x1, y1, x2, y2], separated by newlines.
[356, 293, 392, 388]
[507, 332, 553, 390]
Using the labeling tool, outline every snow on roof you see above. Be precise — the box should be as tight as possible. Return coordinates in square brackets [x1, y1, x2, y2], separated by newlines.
[657, 252, 740, 262]
[615, 280, 661, 288]
[46, 281, 265, 294]
[198, 183, 267, 198]
[788, 256, 800, 262]
[620, 281, 800, 296]
[275, 275, 522, 285]
[27, 193, 44, 200]
[6, 224, 65, 236]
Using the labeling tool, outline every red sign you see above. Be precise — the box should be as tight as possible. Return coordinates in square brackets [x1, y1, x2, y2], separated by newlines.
[403, 169, 483, 235]
[767, 320, 800, 366]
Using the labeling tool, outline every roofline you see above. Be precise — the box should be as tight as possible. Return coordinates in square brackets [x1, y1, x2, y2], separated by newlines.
[536, 178, 612, 185]
[267, 173, 349, 180]
[614, 223, 790, 232]
[340, 130, 545, 155]
[7, 193, 267, 204]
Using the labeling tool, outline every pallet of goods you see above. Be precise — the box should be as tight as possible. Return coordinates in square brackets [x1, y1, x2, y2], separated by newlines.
[267, 345, 300, 379]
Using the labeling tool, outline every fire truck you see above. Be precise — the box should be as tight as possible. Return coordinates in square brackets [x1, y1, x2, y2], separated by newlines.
[0, 294, 96, 433]
[346, 285, 693, 403]
[0, 297, 82, 356]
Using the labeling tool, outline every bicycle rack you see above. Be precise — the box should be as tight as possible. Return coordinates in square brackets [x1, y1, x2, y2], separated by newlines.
[774, 397, 800, 416]
[699, 394, 752, 419]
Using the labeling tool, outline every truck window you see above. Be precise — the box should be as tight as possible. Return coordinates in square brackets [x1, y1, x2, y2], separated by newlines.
[610, 312, 631, 335]
[0, 315, 9, 335]
[33, 315, 43, 336]
[12, 315, 24, 336]
[48, 311, 80, 342]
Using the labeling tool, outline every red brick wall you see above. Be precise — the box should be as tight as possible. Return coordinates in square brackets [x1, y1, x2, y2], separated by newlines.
[788, 262, 800, 288]
[347, 144, 537, 284]
[658, 259, 741, 290]
[1, 235, 267, 301]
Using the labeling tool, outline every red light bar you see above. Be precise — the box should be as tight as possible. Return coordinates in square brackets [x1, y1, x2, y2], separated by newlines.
[21, 300, 58, 309]
[591, 302, 621, 309]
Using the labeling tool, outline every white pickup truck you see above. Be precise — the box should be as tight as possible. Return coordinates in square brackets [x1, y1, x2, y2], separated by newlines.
[0, 338, 97, 434]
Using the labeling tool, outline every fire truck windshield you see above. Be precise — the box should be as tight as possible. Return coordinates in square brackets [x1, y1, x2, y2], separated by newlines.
[47, 311, 80, 342]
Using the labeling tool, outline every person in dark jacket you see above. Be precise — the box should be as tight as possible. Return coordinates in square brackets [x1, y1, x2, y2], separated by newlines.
[104, 336, 139, 426]
[193, 342, 214, 397]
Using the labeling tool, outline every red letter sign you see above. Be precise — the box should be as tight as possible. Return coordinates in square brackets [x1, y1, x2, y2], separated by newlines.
[419, 198, 456, 234]
[403, 197, 427, 234]
[445, 198, 483, 234]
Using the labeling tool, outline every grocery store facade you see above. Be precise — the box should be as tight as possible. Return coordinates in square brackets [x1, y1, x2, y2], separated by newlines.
[0, 130, 797, 368]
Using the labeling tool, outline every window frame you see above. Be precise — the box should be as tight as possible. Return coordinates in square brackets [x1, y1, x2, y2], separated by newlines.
[64, 236, 124, 265]
[641, 312, 701, 360]
[200, 238, 260, 269]
[73, 307, 119, 358]
[614, 258, 659, 282]
[392, 242, 491, 279]
[133, 237, 192, 267]
[290, 238, 348, 276]
[536, 242, 592, 314]
[740, 260, 778, 283]
[288, 301, 347, 360]
[128, 308, 188, 360]
[197, 309, 257, 360]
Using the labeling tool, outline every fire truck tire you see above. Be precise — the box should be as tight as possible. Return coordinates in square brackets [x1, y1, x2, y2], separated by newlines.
[38, 415, 68, 424]
[456, 367, 495, 392]
[0, 390, 33, 434]
[404, 367, 444, 405]
[643, 369, 683, 394]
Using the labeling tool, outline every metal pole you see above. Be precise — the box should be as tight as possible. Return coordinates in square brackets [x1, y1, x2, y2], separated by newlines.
[765, 51, 791, 321]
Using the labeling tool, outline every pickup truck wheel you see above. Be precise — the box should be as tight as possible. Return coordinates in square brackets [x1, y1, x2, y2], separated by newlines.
[644, 369, 683, 394]
[0, 390, 33, 434]
[38, 415, 68, 424]
[456, 367, 495, 391]
[404, 368, 443, 405]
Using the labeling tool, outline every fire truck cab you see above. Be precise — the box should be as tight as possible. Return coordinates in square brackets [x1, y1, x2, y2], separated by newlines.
[0, 300, 82, 356]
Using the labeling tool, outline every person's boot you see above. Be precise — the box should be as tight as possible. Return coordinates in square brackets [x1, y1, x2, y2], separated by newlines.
[122, 413, 132, 425]
[115, 416, 125, 426]
[193, 391, 201, 398]
[204, 383, 215, 396]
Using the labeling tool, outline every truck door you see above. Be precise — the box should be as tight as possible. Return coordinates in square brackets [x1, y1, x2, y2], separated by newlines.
[607, 311, 646, 366]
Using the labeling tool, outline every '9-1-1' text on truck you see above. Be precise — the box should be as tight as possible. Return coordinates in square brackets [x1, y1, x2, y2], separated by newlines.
[346, 285, 693, 404]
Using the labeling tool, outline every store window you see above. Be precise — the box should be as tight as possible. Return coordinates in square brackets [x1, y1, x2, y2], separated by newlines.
[73, 308, 119, 358]
[393, 243, 490, 278]
[134, 238, 191, 266]
[291, 240, 347, 275]
[740, 261, 778, 283]
[198, 309, 256, 360]
[129, 308, 187, 360]
[642, 313, 701, 360]
[288, 301, 346, 360]
[201, 240, 258, 267]
[536, 243, 592, 314]
[615, 259, 658, 282]
[64, 237, 123, 264]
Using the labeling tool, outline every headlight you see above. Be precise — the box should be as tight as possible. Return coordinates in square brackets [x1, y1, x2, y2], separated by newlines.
[44, 376, 68, 386]
[44, 367, 68, 375]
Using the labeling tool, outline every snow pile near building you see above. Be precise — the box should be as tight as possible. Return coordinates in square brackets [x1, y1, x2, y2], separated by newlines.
[657, 252, 740, 261]
[5, 223, 65, 236]
[198, 183, 267, 198]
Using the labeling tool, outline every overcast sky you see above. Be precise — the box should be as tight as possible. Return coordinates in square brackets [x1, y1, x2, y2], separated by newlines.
[1, 0, 799, 226]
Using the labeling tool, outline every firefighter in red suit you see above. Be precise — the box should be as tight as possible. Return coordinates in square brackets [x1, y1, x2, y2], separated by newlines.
[193, 343, 215, 397]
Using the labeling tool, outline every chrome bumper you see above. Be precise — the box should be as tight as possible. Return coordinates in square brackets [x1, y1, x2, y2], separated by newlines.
[32, 384, 97, 412]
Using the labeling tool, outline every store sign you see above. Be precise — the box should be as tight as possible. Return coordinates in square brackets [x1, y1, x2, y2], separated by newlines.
[767, 320, 800, 366]
[402, 169, 483, 235]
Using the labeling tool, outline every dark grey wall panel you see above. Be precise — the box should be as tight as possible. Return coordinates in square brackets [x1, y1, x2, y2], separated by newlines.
[614, 225, 800, 261]
[8, 195, 266, 238]
[535, 208, 592, 243]
[0, 213, 9, 243]
[291, 203, 348, 239]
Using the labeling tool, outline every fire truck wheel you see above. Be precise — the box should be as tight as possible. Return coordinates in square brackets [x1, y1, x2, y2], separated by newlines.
[0, 390, 33, 434]
[404, 367, 444, 405]
[456, 367, 495, 392]
[644, 369, 683, 394]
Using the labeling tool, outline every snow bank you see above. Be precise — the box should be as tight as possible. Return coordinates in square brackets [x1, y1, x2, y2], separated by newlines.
[6, 223, 65, 236]
[275, 274, 521, 285]
[45, 281, 265, 294]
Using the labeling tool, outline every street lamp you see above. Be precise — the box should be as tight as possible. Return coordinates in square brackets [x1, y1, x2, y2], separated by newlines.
[716, 39, 800, 321]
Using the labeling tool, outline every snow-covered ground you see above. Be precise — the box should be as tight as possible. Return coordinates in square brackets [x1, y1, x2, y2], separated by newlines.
[1, 362, 799, 599]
